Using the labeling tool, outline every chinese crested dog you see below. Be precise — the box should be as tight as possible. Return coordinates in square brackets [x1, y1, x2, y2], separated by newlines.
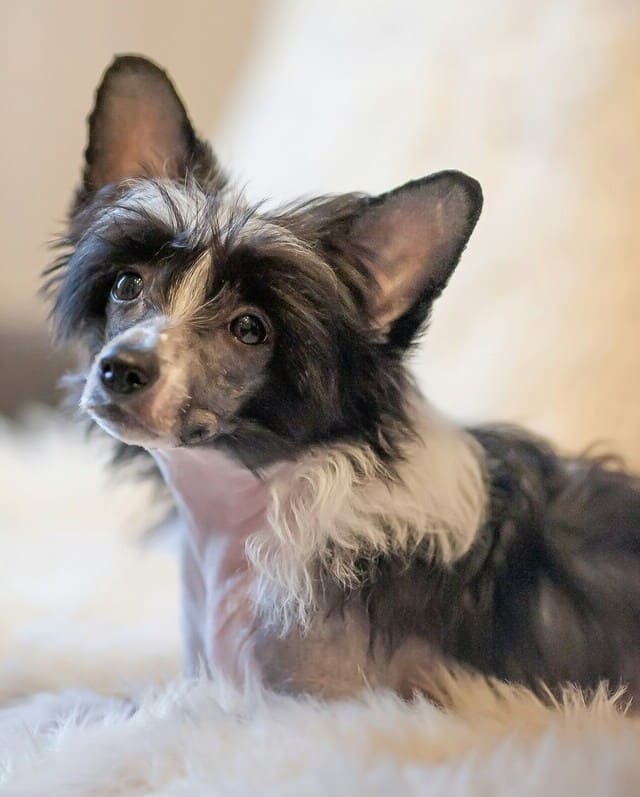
[46, 55, 640, 702]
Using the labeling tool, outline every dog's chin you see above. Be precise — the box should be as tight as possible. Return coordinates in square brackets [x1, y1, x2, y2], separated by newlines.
[86, 402, 178, 449]
[83, 391, 224, 450]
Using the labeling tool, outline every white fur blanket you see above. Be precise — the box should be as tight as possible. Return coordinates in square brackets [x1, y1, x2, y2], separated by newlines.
[2, 673, 639, 796]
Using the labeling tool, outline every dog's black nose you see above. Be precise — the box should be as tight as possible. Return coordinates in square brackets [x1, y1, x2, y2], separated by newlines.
[99, 348, 158, 396]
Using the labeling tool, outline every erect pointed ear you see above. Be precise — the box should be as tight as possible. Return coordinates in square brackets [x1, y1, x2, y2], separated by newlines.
[351, 171, 482, 343]
[80, 55, 219, 198]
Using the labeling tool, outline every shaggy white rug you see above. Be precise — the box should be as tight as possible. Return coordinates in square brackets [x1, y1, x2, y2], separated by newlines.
[2, 673, 639, 796]
[0, 411, 180, 706]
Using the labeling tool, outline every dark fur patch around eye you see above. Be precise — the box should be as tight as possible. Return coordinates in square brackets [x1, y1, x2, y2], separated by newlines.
[200, 241, 414, 466]
[46, 186, 207, 343]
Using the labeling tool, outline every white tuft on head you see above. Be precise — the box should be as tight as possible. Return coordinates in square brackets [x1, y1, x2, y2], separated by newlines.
[107, 178, 212, 241]
[165, 252, 212, 321]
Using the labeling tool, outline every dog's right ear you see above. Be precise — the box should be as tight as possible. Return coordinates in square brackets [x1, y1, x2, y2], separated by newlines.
[344, 171, 482, 346]
[78, 55, 220, 203]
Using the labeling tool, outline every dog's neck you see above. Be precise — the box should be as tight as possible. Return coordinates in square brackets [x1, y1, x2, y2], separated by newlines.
[152, 398, 487, 625]
[150, 399, 486, 687]
[153, 447, 273, 555]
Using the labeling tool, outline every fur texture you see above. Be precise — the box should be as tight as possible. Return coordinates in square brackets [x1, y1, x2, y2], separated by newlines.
[1, 672, 639, 796]
[250, 401, 486, 628]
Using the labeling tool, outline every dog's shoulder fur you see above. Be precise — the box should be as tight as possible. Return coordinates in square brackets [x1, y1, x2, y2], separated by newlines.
[245, 416, 640, 699]
[243, 421, 640, 699]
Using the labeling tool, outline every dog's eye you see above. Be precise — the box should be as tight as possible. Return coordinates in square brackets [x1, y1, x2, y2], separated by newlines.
[112, 272, 143, 302]
[230, 314, 267, 345]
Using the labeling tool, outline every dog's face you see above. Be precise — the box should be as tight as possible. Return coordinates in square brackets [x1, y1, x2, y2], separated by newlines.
[48, 56, 482, 468]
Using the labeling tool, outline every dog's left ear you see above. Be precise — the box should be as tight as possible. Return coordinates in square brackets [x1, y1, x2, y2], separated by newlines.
[351, 170, 482, 345]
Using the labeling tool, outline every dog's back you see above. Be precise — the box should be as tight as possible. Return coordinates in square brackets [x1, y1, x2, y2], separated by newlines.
[347, 427, 640, 700]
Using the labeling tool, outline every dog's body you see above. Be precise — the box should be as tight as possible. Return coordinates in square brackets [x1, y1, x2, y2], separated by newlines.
[48, 56, 640, 702]
[157, 419, 640, 701]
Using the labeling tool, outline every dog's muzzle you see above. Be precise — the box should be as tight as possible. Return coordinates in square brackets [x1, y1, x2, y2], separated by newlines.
[83, 319, 220, 449]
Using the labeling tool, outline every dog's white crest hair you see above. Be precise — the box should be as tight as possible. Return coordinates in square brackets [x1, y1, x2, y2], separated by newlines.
[248, 398, 487, 629]
[108, 178, 305, 254]
[106, 178, 213, 240]
[164, 252, 212, 321]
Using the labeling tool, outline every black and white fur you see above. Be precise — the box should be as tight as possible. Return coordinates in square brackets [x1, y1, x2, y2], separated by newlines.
[47, 55, 640, 701]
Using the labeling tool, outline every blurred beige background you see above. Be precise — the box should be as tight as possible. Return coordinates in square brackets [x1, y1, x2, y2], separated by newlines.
[0, 0, 263, 413]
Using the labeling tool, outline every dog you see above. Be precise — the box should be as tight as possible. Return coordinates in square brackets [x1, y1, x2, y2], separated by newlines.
[46, 55, 640, 701]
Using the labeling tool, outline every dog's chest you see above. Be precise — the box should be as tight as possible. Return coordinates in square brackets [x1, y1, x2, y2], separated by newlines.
[172, 471, 378, 695]
[181, 541, 439, 697]
[153, 448, 268, 684]
[154, 446, 441, 696]
[180, 537, 257, 685]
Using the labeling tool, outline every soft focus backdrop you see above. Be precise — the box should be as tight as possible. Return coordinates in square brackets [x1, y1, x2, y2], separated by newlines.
[1, 0, 640, 696]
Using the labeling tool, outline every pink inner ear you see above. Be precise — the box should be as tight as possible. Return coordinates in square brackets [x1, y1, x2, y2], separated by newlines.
[97, 100, 185, 186]
[352, 174, 481, 329]
[87, 60, 192, 190]
[370, 200, 440, 328]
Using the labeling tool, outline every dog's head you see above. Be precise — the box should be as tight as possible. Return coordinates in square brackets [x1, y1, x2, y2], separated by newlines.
[47, 55, 482, 468]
